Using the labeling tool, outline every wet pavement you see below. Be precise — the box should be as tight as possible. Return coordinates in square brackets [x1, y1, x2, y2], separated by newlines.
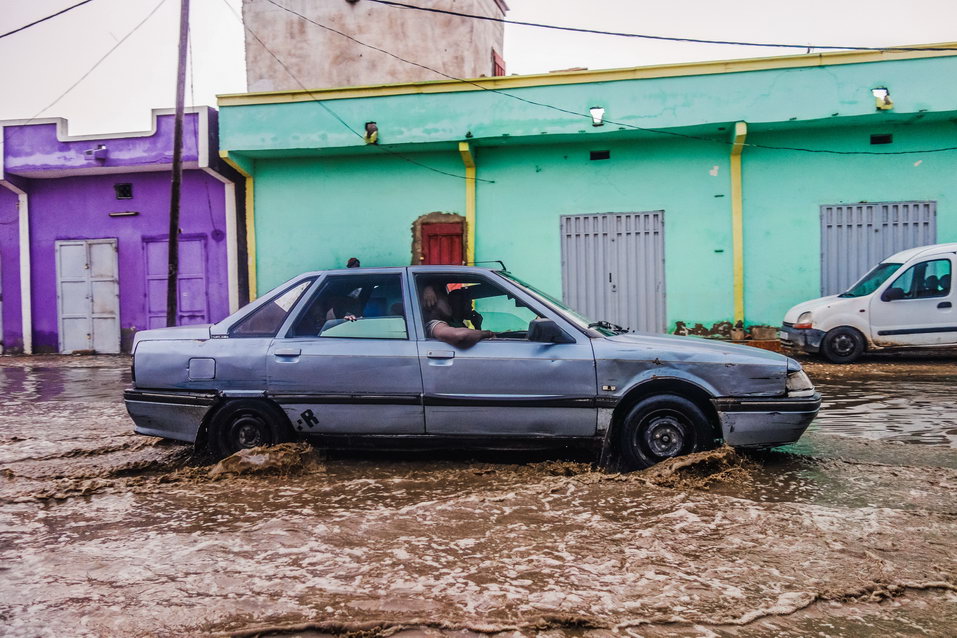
[1, 354, 955, 637]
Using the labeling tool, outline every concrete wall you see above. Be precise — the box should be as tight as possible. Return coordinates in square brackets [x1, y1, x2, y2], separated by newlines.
[0, 108, 240, 353]
[242, 0, 507, 92]
[220, 48, 957, 331]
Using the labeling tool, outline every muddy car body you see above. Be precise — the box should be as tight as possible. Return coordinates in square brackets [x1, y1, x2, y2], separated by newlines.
[125, 266, 820, 468]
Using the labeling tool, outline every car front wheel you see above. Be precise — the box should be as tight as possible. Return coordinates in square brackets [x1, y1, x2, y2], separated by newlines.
[617, 394, 712, 471]
[821, 326, 865, 364]
[208, 400, 293, 459]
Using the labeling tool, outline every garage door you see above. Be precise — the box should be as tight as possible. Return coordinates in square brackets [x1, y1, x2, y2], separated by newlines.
[561, 212, 665, 333]
[821, 201, 936, 296]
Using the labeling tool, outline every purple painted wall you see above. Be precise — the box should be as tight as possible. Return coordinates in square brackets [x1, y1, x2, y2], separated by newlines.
[0, 108, 241, 353]
[0, 188, 22, 350]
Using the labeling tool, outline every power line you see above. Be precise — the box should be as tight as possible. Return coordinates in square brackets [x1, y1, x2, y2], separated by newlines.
[368, 0, 957, 52]
[29, 0, 168, 122]
[263, 0, 957, 156]
[220, 0, 494, 183]
[0, 0, 97, 40]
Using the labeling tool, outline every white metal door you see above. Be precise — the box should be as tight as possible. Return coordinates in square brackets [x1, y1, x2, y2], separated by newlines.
[56, 239, 120, 354]
[561, 212, 666, 333]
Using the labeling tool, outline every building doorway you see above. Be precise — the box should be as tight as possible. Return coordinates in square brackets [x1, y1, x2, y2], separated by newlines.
[55, 238, 120, 353]
[411, 212, 466, 265]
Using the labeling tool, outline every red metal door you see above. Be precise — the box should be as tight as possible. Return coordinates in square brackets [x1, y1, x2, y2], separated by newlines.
[421, 222, 464, 265]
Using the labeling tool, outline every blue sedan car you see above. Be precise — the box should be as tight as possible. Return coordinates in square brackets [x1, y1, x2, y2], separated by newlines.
[125, 266, 820, 469]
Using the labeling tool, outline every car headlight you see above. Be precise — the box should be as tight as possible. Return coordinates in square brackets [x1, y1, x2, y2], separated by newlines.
[794, 311, 813, 330]
[786, 369, 815, 397]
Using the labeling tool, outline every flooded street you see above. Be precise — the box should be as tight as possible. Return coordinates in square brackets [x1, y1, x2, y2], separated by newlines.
[1, 355, 955, 637]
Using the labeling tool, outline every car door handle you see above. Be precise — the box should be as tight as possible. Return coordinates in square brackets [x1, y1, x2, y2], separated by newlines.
[939, 302, 952, 309]
[274, 347, 301, 357]
[427, 350, 455, 360]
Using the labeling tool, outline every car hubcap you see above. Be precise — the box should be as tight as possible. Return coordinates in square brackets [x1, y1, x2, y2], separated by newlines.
[833, 334, 855, 356]
[644, 416, 686, 457]
[232, 415, 266, 449]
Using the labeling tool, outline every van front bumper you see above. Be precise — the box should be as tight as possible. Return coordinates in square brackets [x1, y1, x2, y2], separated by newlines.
[714, 394, 821, 448]
[779, 322, 826, 354]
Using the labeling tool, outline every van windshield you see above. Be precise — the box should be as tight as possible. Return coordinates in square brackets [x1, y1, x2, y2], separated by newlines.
[839, 262, 903, 298]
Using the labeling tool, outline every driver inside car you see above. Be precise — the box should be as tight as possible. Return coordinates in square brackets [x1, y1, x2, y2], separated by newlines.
[422, 283, 494, 348]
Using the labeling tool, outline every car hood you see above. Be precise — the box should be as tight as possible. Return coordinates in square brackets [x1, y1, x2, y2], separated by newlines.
[132, 324, 212, 348]
[599, 331, 786, 365]
[783, 294, 855, 323]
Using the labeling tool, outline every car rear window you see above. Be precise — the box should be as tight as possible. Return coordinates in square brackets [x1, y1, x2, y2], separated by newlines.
[230, 278, 315, 337]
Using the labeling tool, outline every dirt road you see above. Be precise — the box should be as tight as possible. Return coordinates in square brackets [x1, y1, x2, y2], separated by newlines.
[1, 354, 955, 637]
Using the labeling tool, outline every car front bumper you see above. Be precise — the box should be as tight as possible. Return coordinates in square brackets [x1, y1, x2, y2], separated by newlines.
[713, 393, 822, 448]
[124, 389, 218, 444]
[779, 322, 826, 354]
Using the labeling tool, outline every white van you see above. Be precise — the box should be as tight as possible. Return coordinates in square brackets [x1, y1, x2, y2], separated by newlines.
[781, 243, 957, 363]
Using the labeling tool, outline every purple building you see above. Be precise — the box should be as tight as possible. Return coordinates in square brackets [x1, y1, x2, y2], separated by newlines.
[0, 107, 247, 354]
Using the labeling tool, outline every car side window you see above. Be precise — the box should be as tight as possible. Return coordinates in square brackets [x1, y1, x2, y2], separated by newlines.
[416, 274, 543, 339]
[886, 259, 952, 300]
[289, 274, 407, 339]
[230, 278, 315, 337]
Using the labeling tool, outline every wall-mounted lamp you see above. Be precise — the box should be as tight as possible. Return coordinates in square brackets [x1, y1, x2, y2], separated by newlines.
[364, 121, 378, 144]
[589, 106, 605, 127]
[872, 87, 894, 111]
[84, 144, 108, 161]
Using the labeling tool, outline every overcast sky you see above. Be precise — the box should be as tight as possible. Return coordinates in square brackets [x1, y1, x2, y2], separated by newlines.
[1, 0, 955, 135]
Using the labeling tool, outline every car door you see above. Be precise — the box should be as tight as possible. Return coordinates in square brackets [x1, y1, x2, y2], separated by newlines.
[412, 270, 597, 437]
[266, 271, 425, 434]
[870, 255, 957, 346]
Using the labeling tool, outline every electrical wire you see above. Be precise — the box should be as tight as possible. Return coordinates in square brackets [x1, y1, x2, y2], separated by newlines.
[368, 0, 957, 52]
[264, 0, 957, 156]
[220, 0, 493, 182]
[0, 0, 97, 40]
[28, 0, 168, 122]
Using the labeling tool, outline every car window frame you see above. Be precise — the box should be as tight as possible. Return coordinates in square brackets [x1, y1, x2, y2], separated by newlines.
[884, 257, 952, 301]
[276, 270, 413, 341]
[409, 270, 585, 344]
[226, 276, 319, 338]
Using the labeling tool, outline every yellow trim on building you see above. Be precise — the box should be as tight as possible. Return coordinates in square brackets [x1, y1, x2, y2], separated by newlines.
[219, 150, 258, 300]
[730, 122, 748, 325]
[218, 43, 957, 107]
[458, 142, 476, 265]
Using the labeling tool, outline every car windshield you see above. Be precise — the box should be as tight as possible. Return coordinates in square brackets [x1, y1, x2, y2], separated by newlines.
[839, 262, 903, 298]
[497, 272, 624, 336]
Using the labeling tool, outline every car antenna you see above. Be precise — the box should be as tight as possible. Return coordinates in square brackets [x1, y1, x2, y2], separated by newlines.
[469, 260, 507, 271]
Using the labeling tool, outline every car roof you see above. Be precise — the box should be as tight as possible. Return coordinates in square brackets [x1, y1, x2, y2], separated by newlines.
[885, 242, 957, 263]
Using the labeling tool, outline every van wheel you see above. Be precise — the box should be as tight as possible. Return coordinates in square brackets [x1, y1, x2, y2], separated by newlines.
[617, 395, 711, 471]
[821, 327, 864, 364]
[208, 400, 293, 459]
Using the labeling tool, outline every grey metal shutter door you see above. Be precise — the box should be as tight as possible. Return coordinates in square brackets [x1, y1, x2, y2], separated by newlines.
[561, 211, 665, 333]
[820, 201, 936, 296]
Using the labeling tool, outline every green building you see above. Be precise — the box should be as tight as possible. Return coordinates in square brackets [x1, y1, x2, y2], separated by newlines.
[218, 44, 957, 335]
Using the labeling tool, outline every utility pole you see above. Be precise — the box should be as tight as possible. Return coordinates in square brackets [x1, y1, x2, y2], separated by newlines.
[166, 0, 190, 327]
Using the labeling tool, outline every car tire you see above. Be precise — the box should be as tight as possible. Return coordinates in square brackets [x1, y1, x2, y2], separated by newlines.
[617, 394, 712, 471]
[821, 326, 865, 364]
[208, 399, 294, 459]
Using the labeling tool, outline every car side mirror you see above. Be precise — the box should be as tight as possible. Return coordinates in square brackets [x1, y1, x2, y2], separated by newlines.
[881, 287, 905, 302]
[528, 318, 575, 344]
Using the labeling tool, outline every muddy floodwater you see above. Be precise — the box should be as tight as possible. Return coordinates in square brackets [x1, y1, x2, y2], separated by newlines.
[1, 354, 955, 637]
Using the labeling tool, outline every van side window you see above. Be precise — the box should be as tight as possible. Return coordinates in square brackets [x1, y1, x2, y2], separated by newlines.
[886, 259, 951, 300]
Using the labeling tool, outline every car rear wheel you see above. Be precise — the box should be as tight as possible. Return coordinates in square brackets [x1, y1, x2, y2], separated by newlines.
[617, 394, 712, 471]
[208, 400, 293, 459]
[821, 326, 865, 364]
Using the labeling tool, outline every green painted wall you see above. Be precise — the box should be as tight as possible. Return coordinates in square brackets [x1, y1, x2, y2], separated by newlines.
[222, 51, 957, 331]
[474, 138, 734, 328]
[253, 152, 465, 292]
[742, 119, 957, 324]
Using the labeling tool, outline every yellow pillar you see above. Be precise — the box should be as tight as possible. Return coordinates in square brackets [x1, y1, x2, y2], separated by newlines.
[730, 122, 747, 325]
[458, 142, 476, 265]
